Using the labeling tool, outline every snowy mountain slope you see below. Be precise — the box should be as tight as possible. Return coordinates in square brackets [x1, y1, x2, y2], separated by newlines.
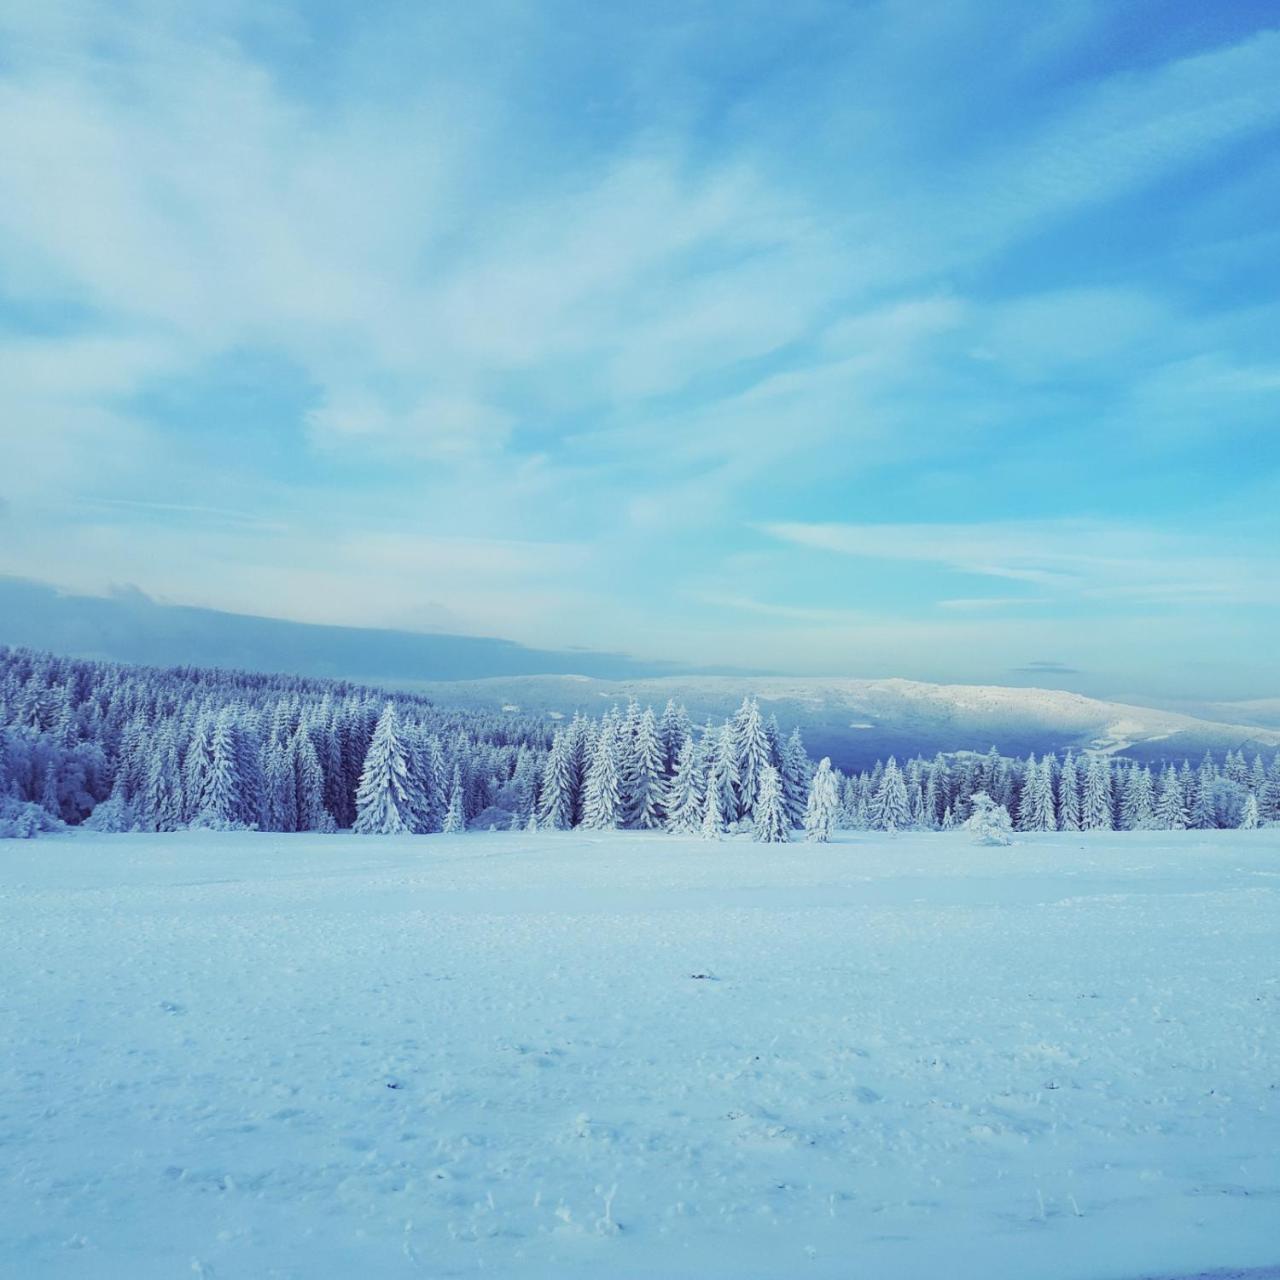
[401, 674, 1280, 769]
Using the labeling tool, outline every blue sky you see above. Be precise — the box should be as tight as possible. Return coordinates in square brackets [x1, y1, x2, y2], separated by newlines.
[1, 0, 1277, 699]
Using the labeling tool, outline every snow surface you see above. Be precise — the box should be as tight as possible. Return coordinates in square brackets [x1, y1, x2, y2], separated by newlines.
[3, 829, 1279, 1279]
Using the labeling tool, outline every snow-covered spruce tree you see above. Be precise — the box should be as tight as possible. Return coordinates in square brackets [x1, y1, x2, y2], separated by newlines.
[293, 727, 328, 832]
[536, 730, 575, 830]
[1240, 793, 1260, 829]
[626, 705, 665, 829]
[1119, 764, 1155, 831]
[192, 714, 237, 828]
[1057, 752, 1082, 831]
[442, 766, 466, 834]
[143, 724, 184, 833]
[712, 720, 741, 826]
[965, 791, 1013, 846]
[752, 764, 789, 843]
[701, 759, 727, 839]
[733, 697, 772, 822]
[779, 728, 811, 829]
[870, 757, 909, 833]
[664, 736, 704, 834]
[922, 754, 949, 829]
[1154, 766, 1188, 829]
[1263, 756, 1280, 823]
[1190, 754, 1218, 829]
[1081, 754, 1114, 831]
[658, 699, 691, 775]
[1017, 755, 1056, 832]
[181, 712, 214, 823]
[803, 757, 839, 843]
[582, 719, 624, 830]
[353, 703, 424, 835]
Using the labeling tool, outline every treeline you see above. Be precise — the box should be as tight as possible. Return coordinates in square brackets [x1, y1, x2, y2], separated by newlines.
[2, 646, 1277, 839]
[0, 647, 552, 838]
[518, 707, 1279, 841]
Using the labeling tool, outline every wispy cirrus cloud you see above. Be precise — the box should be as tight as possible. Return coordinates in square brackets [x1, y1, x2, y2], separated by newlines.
[760, 518, 1280, 609]
[0, 1, 1277, 696]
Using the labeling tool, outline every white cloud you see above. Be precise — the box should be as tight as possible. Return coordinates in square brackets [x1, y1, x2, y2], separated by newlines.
[760, 518, 1280, 608]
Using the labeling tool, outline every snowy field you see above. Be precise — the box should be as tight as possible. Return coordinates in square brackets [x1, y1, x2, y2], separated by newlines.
[3, 829, 1279, 1280]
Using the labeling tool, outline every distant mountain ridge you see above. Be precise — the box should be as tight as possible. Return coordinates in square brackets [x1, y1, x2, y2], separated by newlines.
[0, 576, 710, 683]
[396, 674, 1280, 771]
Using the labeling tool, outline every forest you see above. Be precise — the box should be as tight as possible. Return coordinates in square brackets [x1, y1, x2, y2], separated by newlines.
[2, 646, 1276, 839]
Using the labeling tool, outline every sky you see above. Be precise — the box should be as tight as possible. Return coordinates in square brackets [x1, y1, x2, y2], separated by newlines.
[1, 0, 1278, 700]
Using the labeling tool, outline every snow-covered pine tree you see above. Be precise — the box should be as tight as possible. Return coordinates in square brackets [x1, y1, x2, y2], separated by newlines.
[701, 759, 727, 840]
[536, 730, 575, 830]
[181, 712, 213, 823]
[803, 757, 839, 843]
[1119, 764, 1155, 831]
[1154, 765, 1188, 829]
[663, 736, 704, 835]
[1263, 756, 1280, 823]
[1190, 754, 1218, 829]
[658, 699, 691, 775]
[626, 706, 665, 829]
[779, 728, 811, 829]
[198, 711, 243, 827]
[1019, 756, 1056, 832]
[442, 765, 466, 834]
[752, 764, 789, 843]
[1240, 792, 1259, 829]
[582, 719, 623, 830]
[1058, 752, 1082, 831]
[1081, 754, 1113, 831]
[733, 697, 772, 822]
[143, 724, 183, 833]
[713, 720, 741, 825]
[293, 727, 328, 832]
[922, 754, 949, 829]
[870, 757, 909, 832]
[353, 703, 423, 835]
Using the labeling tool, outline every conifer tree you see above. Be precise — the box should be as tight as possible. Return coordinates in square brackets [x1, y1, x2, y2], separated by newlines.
[537, 730, 575, 830]
[442, 765, 466, 834]
[1190, 755, 1218, 829]
[1018, 756, 1057, 832]
[582, 720, 623, 830]
[733, 697, 772, 821]
[1155, 765, 1188, 830]
[752, 764, 789, 843]
[803, 757, 839, 843]
[626, 706, 665, 829]
[870, 757, 909, 832]
[353, 703, 423, 835]
[1058, 752, 1082, 831]
[199, 712, 243, 827]
[143, 725, 183, 833]
[1240, 792, 1260, 829]
[779, 728, 811, 829]
[293, 728, 327, 832]
[664, 736, 704, 835]
[701, 759, 727, 840]
[1081, 754, 1113, 830]
[1119, 764, 1155, 831]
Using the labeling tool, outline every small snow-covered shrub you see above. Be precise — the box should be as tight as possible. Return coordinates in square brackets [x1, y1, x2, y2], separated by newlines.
[0, 795, 64, 839]
[965, 791, 1013, 846]
[82, 794, 139, 833]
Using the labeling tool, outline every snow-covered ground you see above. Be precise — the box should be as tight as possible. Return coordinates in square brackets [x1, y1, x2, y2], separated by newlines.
[3, 829, 1279, 1280]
